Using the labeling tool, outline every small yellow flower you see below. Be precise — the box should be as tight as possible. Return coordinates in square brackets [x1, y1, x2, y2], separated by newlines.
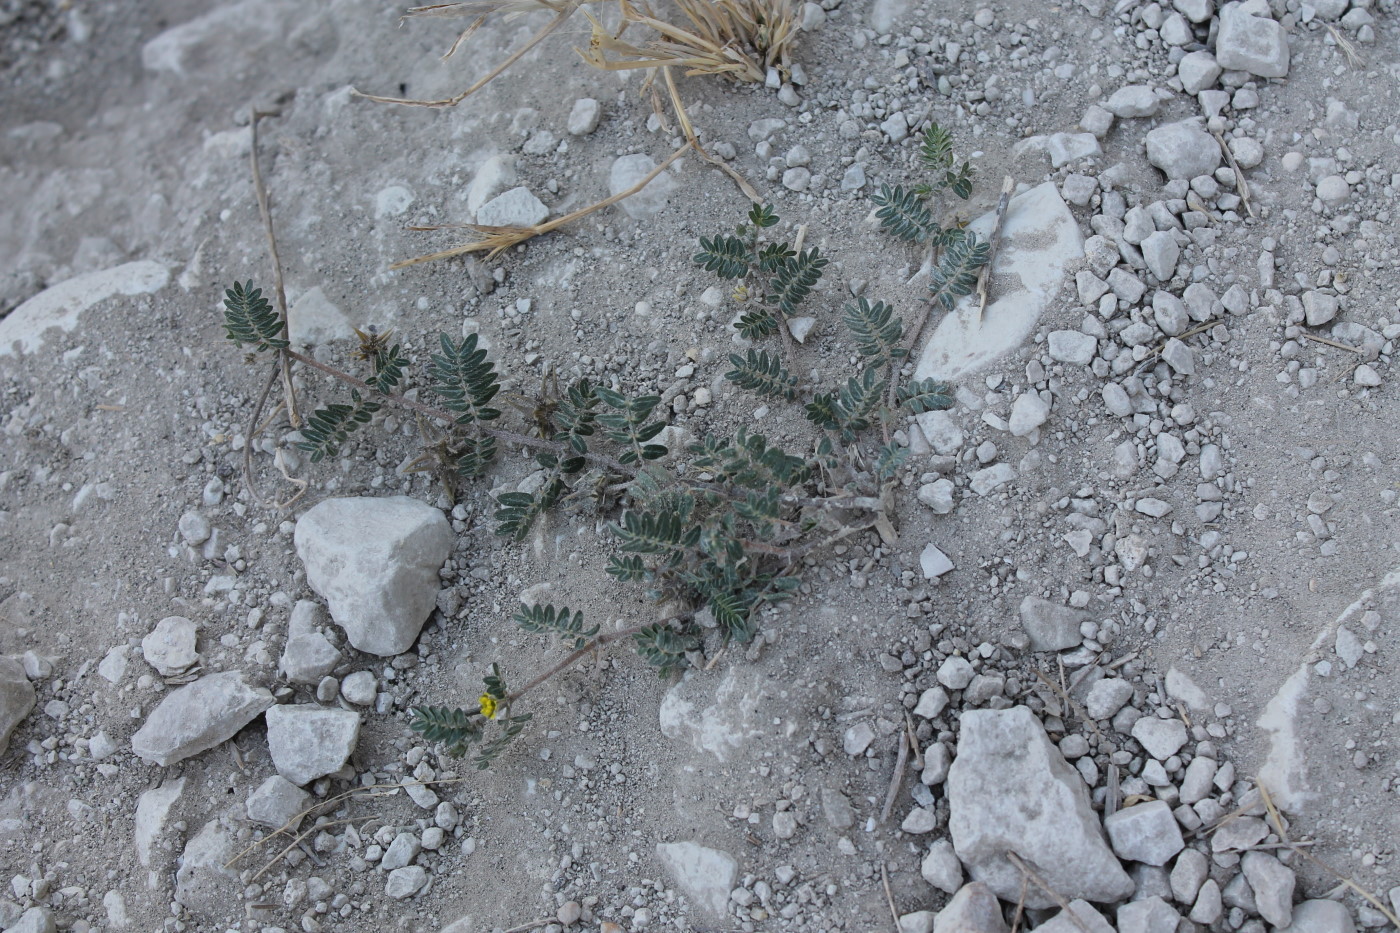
[479, 694, 498, 719]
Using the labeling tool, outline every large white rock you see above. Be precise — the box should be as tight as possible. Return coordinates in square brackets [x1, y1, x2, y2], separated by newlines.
[294, 496, 453, 656]
[174, 820, 239, 917]
[0, 657, 35, 756]
[0, 261, 168, 357]
[610, 154, 677, 220]
[130, 671, 273, 766]
[265, 705, 360, 786]
[947, 706, 1133, 907]
[659, 666, 769, 763]
[655, 841, 737, 921]
[914, 183, 1082, 382]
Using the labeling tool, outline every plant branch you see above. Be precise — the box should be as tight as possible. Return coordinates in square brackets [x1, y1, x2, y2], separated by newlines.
[391, 140, 694, 267]
[249, 108, 299, 429]
[506, 622, 651, 704]
[283, 348, 634, 474]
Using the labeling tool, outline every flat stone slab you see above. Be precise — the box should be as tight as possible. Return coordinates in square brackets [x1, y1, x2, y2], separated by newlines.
[913, 182, 1083, 383]
[0, 261, 169, 357]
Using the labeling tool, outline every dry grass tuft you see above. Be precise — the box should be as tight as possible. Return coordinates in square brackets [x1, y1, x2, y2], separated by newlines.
[357, 0, 796, 108]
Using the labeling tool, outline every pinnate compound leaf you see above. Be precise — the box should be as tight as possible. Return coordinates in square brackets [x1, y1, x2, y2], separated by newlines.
[725, 349, 797, 401]
[694, 235, 750, 279]
[929, 230, 990, 312]
[898, 378, 955, 414]
[428, 333, 501, 424]
[297, 390, 379, 462]
[222, 281, 288, 351]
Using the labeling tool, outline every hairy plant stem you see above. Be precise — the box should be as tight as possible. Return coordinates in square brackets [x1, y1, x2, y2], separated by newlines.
[504, 622, 651, 708]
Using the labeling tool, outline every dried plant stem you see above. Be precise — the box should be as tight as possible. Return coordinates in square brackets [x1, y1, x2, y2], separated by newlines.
[974, 175, 1016, 325]
[355, 2, 580, 108]
[391, 140, 694, 266]
[879, 730, 910, 824]
[1212, 131, 1256, 220]
[1006, 852, 1096, 933]
[249, 109, 299, 429]
[879, 863, 900, 933]
[1257, 782, 1400, 928]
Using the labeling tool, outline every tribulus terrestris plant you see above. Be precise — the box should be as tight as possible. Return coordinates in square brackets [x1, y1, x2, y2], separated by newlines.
[224, 122, 984, 769]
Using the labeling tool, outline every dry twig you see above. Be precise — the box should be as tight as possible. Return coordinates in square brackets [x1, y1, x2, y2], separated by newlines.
[1006, 852, 1096, 933]
[974, 176, 1016, 325]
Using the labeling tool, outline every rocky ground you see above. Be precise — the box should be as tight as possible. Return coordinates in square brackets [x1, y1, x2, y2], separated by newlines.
[1, 0, 1399, 931]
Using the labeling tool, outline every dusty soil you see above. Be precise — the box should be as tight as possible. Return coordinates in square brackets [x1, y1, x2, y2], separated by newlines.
[1, 0, 1398, 930]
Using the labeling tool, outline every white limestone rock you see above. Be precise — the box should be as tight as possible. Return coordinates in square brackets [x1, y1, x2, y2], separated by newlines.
[947, 706, 1133, 907]
[131, 671, 273, 766]
[294, 496, 453, 656]
[265, 705, 361, 786]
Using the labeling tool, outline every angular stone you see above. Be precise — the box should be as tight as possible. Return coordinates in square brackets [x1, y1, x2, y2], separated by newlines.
[246, 775, 311, 829]
[1241, 851, 1295, 927]
[948, 706, 1133, 907]
[279, 600, 341, 685]
[1170, 847, 1208, 903]
[295, 496, 453, 656]
[0, 657, 36, 756]
[1161, 338, 1195, 375]
[1303, 291, 1338, 326]
[821, 786, 856, 828]
[385, 865, 428, 899]
[933, 882, 1009, 933]
[8, 907, 57, 933]
[920, 543, 954, 579]
[1215, 5, 1289, 78]
[265, 705, 360, 786]
[1104, 800, 1185, 865]
[134, 777, 185, 868]
[938, 656, 975, 690]
[175, 820, 238, 916]
[921, 839, 963, 894]
[1008, 393, 1050, 437]
[1116, 896, 1181, 933]
[1036, 900, 1115, 933]
[1177, 51, 1222, 95]
[1105, 85, 1160, 118]
[908, 687, 948, 726]
[131, 671, 273, 766]
[1048, 133, 1102, 168]
[141, 616, 198, 677]
[899, 911, 936, 933]
[1141, 231, 1180, 281]
[1019, 597, 1087, 652]
[655, 841, 737, 921]
[1047, 330, 1097, 365]
[381, 832, 422, 871]
[970, 464, 1017, 496]
[567, 98, 601, 136]
[1145, 121, 1222, 181]
[476, 186, 548, 228]
[1132, 716, 1189, 759]
[1287, 899, 1355, 933]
